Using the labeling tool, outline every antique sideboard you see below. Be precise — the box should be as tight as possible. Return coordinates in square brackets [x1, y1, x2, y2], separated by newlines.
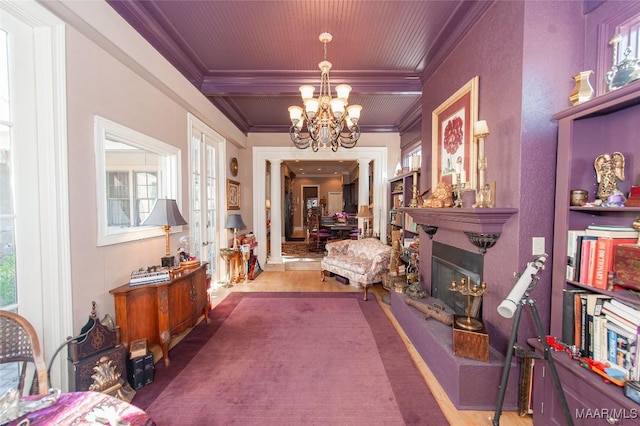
[109, 263, 210, 366]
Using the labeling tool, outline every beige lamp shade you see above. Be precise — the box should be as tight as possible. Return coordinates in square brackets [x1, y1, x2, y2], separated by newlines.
[357, 205, 373, 218]
[141, 198, 187, 262]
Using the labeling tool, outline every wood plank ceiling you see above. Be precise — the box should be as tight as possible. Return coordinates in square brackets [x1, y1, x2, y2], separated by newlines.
[107, 0, 489, 136]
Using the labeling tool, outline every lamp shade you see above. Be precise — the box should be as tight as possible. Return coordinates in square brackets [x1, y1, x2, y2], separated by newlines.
[142, 198, 187, 226]
[357, 205, 373, 218]
[225, 214, 246, 230]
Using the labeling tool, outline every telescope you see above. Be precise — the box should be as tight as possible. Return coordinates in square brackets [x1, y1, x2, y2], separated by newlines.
[497, 253, 548, 318]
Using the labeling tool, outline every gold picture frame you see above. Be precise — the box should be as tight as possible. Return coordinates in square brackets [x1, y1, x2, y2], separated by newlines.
[227, 179, 240, 210]
[431, 76, 479, 191]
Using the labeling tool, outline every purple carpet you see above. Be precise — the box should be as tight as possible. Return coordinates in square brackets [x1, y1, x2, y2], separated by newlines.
[132, 292, 448, 425]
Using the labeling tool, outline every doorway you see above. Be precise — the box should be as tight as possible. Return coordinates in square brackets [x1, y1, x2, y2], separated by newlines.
[302, 185, 319, 230]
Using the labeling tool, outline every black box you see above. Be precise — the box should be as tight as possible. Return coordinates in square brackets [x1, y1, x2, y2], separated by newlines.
[127, 354, 145, 390]
[143, 352, 154, 386]
[335, 275, 349, 285]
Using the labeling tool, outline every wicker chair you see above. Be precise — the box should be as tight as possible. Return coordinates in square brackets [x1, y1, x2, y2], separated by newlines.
[0, 310, 49, 395]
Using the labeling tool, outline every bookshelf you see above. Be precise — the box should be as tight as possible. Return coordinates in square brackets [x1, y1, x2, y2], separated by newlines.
[388, 170, 419, 245]
[542, 82, 640, 424]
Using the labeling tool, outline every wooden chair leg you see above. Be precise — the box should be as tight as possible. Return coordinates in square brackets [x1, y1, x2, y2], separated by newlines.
[363, 285, 369, 301]
[320, 270, 325, 282]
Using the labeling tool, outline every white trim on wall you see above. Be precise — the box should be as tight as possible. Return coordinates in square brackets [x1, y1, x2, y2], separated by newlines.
[252, 146, 388, 267]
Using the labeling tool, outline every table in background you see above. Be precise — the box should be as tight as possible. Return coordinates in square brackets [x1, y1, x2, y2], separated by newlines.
[323, 224, 358, 240]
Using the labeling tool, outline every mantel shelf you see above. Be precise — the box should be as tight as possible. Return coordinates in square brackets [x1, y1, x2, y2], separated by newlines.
[400, 207, 518, 235]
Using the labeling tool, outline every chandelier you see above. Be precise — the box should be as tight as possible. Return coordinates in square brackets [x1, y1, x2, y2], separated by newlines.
[288, 33, 362, 152]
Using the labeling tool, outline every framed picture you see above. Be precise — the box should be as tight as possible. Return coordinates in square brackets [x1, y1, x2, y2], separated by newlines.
[227, 179, 240, 210]
[431, 76, 479, 191]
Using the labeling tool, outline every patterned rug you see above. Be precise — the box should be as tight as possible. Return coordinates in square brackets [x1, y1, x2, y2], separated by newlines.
[281, 241, 325, 258]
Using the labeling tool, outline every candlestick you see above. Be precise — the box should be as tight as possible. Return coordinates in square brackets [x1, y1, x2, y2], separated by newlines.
[474, 120, 490, 195]
[411, 154, 420, 171]
[453, 172, 464, 208]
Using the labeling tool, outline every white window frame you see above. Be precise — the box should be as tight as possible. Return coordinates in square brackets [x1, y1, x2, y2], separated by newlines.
[94, 116, 182, 246]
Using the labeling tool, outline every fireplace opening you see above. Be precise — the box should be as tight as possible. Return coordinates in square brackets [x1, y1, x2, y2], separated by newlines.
[431, 242, 484, 317]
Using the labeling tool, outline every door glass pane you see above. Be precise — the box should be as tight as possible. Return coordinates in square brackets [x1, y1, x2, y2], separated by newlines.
[0, 30, 16, 310]
[205, 144, 217, 273]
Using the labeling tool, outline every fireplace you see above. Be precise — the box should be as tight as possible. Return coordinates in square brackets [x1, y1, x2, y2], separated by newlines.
[431, 242, 484, 317]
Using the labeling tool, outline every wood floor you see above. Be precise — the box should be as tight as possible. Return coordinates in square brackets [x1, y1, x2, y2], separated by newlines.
[209, 269, 533, 426]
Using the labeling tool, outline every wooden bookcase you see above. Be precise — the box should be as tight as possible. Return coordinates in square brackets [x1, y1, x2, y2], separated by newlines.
[540, 82, 640, 425]
[388, 170, 419, 246]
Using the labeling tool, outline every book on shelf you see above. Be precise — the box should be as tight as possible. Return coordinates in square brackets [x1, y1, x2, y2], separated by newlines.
[578, 236, 597, 285]
[566, 230, 585, 281]
[581, 293, 611, 358]
[585, 225, 639, 239]
[602, 303, 640, 332]
[592, 237, 637, 289]
[562, 288, 587, 345]
[606, 299, 640, 325]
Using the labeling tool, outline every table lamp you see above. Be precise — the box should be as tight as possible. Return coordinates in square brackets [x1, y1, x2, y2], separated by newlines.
[142, 198, 187, 267]
[225, 213, 246, 250]
[357, 205, 373, 237]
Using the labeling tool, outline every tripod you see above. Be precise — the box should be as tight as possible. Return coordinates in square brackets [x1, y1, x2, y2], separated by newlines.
[491, 294, 573, 425]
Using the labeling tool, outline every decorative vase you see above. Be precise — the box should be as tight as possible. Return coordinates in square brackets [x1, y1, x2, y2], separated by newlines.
[569, 70, 595, 105]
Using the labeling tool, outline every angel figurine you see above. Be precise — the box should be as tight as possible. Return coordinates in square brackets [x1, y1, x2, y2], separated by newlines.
[594, 152, 625, 200]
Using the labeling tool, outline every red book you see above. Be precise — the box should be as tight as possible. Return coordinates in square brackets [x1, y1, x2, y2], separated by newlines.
[579, 237, 597, 285]
[593, 238, 637, 289]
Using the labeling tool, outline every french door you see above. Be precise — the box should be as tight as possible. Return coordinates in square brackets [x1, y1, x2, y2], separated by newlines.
[188, 114, 225, 282]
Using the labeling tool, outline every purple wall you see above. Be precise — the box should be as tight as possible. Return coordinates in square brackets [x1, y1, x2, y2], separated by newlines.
[418, 1, 585, 353]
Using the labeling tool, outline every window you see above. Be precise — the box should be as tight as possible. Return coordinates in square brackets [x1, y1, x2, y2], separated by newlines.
[95, 116, 182, 246]
[106, 171, 158, 227]
[403, 144, 422, 170]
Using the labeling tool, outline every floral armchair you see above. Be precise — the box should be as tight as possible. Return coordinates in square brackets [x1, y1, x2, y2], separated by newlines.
[320, 238, 392, 300]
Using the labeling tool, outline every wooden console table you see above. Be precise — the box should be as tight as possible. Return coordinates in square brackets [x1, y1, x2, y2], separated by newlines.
[110, 263, 210, 366]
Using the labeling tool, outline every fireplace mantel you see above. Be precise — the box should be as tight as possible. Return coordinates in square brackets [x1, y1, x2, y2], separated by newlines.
[400, 207, 518, 253]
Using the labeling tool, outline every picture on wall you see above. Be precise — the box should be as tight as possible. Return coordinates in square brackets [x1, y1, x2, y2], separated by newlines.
[227, 179, 240, 210]
[431, 76, 479, 191]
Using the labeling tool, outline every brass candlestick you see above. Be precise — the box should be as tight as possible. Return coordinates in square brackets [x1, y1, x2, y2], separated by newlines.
[452, 172, 464, 208]
[449, 277, 487, 330]
[409, 169, 420, 208]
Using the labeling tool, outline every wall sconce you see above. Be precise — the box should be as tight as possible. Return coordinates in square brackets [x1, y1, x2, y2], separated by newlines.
[142, 198, 188, 267]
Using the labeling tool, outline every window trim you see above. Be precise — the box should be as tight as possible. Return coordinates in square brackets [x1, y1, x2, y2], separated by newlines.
[94, 116, 182, 246]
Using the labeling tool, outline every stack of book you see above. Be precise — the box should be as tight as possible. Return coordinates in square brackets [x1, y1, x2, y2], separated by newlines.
[566, 225, 638, 289]
[563, 290, 639, 382]
[129, 266, 170, 286]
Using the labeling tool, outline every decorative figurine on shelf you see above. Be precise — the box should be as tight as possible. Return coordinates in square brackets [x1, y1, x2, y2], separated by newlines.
[594, 152, 625, 201]
[423, 180, 453, 208]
